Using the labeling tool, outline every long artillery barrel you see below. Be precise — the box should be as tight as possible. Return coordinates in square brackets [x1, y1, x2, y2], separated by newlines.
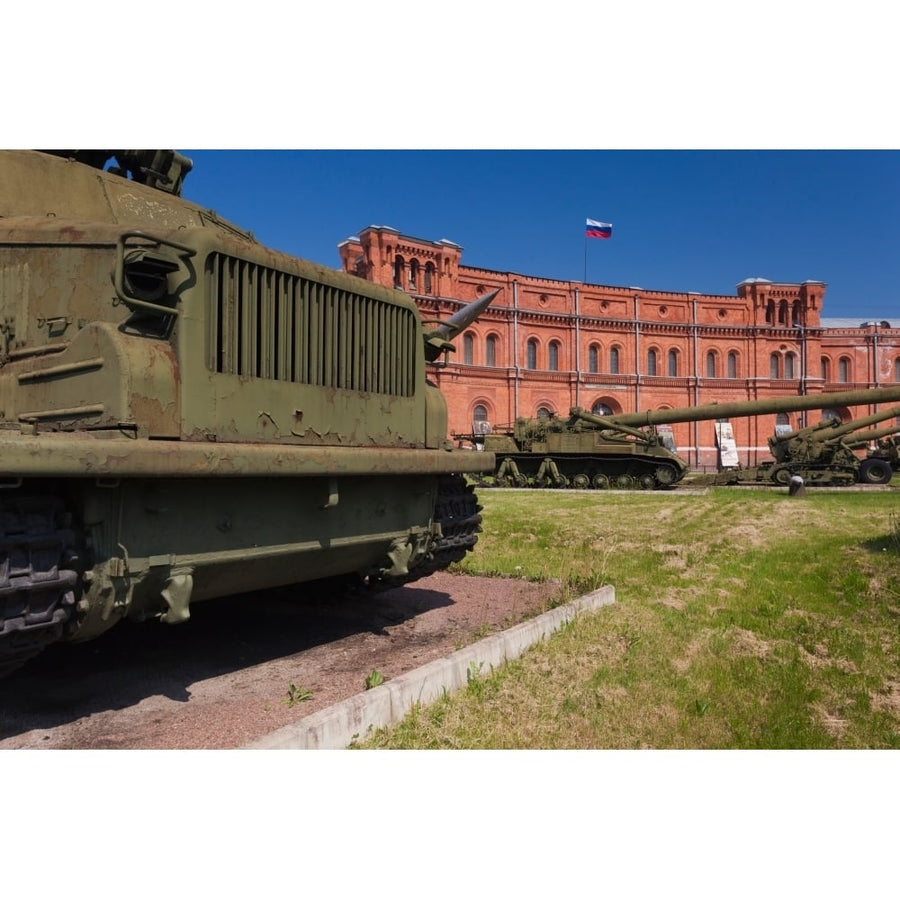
[424, 289, 500, 363]
[571, 386, 900, 429]
[773, 404, 900, 445]
[815, 405, 900, 441]
[846, 422, 900, 448]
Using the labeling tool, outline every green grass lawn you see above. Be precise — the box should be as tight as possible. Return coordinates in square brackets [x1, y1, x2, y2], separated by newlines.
[361, 486, 900, 748]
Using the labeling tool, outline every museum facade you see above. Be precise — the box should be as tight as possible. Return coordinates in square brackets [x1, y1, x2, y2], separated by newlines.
[339, 226, 900, 469]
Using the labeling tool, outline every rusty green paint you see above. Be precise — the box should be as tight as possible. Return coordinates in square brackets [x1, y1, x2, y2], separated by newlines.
[0, 151, 496, 671]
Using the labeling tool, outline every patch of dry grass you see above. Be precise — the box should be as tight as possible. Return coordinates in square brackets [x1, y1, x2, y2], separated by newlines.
[364, 488, 900, 749]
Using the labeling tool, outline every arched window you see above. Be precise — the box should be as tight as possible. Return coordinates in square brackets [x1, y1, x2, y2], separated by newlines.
[537, 406, 552, 420]
[393, 255, 405, 289]
[588, 344, 599, 374]
[549, 340, 560, 371]
[778, 300, 788, 325]
[770, 353, 780, 379]
[609, 346, 620, 374]
[838, 357, 850, 383]
[765, 299, 775, 324]
[792, 300, 802, 326]
[727, 351, 738, 379]
[668, 349, 678, 377]
[486, 335, 497, 367]
[527, 339, 538, 370]
[647, 348, 658, 376]
[706, 350, 717, 378]
[784, 352, 795, 380]
[821, 357, 831, 382]
[424, 262, 434, 294]
[463, 333, 474, 366]
[592, 401, 613, 416]
[473, 404, 488, 428]
[408, 259, 419, 289]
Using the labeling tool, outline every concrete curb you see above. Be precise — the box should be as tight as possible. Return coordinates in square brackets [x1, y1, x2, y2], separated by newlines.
[242, 584, 616, 750]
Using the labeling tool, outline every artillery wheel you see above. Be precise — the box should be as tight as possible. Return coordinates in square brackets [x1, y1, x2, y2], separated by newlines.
[859, 458, 893, 485]
[613, 473, 634, 490]
[591, 474, 610, 490]
[572, 473, 590, 490]
[654, 465, 677, 486]
[638, 474, 656, 490]
[771, 466, 793, 486]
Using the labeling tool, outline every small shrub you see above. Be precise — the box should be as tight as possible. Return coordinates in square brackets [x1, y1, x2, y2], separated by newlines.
[283, 683, 313, 708]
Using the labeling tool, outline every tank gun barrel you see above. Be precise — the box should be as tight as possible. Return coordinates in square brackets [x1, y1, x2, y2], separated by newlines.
[567, 408, 658, 443]
[424, 289, 500, 362]
[573, 386, 900, 429]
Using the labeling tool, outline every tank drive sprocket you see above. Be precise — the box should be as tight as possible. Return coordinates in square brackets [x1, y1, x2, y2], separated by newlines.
[0, 496, 82, 678]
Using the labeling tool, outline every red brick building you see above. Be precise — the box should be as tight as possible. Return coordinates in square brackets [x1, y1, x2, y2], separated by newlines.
[339, 226, 900, 469]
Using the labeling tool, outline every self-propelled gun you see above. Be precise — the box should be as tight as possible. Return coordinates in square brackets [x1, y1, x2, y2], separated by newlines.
[459, 386, 900, 490]
[0, 150, 497, 675]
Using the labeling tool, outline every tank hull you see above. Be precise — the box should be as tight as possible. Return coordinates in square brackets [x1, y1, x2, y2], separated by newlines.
[487, 450, 686, 490]
[0, 150, 495, 675]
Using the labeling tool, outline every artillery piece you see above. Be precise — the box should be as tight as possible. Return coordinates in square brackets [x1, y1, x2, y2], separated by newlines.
[855, 433, 900, 474]
[460, 385, 900, 490]
[756, 405, 900, 485]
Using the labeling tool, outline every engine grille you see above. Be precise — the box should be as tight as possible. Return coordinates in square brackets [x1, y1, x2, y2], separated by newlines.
[206, 253, 416, 397]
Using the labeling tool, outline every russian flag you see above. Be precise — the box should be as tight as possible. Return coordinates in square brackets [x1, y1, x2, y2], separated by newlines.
[586, 218, 612, 239]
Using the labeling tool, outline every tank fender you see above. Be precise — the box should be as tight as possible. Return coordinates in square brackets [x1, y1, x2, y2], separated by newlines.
[8, 321, 180, 437]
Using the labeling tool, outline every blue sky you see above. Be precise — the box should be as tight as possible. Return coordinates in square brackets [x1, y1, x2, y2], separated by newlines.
[180, 149, 899, 321]
[14, 8, 897, 325]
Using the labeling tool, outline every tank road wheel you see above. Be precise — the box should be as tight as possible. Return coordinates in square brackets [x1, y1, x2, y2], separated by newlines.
[591, 474, 610, 490]
[495, 458, 525, 488]
[638, 474, 656, 490]
[859, 458, 893, 485]
[572, 474, 590, 490]
[654, 465, 677, 487]
[613, 473, 634, 490]
[771, 466, 793, 486]
[553, 475, 568, 489]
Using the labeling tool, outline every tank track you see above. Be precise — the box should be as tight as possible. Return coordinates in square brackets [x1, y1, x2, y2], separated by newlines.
[0, 496, 81, 678]
[372, 474, 483, 590]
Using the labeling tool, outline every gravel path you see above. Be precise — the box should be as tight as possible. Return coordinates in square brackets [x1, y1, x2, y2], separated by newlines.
[0, 572, 561, 749]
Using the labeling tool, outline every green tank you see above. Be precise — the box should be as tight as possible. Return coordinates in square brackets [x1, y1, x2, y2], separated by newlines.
[460, 386, 900, 490]
[462, 408, 690, 490]
[0, 150, 497, 676]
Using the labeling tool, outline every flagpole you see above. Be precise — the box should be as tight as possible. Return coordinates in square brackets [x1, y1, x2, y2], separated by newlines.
[584, 235, 587, 283]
